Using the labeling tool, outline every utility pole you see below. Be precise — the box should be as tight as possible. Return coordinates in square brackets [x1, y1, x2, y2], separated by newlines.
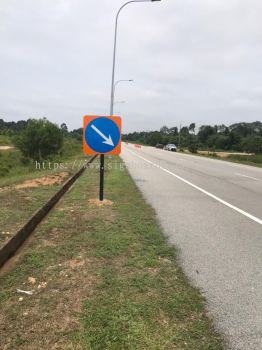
[179, 124, 181, 148]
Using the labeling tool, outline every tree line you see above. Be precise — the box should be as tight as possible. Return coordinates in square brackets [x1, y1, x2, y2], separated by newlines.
[1, 118, 262, 157]
[123, 121, 262, 154]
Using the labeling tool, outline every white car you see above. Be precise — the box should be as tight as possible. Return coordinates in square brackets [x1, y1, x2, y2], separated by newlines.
[164, 144, 177, 152]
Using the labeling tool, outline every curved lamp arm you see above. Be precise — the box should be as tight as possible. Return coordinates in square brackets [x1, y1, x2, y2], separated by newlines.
[109, 0, 161, 115]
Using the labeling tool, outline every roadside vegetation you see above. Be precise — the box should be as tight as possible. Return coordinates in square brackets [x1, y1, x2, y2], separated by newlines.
[0, 118, 86, 247]
[14, 118, 64, 161]
[0, 157, 224, 350]
[0, 134, 12, 145]
[225, 153, 262, 167]
[0, 119, 82, 186]
[123, 121, 262, 166]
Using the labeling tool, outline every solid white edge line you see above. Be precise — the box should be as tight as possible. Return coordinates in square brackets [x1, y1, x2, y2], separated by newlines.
[124, 148, 262, 226]
[235, 173, 262, 182]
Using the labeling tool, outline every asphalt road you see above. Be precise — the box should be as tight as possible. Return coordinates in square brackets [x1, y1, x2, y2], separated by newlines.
[121, 143, 262, 350]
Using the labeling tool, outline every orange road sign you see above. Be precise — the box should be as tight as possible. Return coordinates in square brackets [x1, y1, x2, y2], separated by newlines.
[83, 115, 122, 155]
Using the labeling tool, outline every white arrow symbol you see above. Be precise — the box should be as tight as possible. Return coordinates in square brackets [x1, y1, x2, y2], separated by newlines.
[91, 124, 114, 147]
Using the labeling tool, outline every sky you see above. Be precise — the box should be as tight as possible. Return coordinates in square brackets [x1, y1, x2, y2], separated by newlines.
[0, 0, 262, 133]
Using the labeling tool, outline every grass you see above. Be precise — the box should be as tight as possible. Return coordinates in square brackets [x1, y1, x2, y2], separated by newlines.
[0, 157, 224, 350]
[0, 139, 88, 247]
[0, 138, 83, 186]
[0, 183, 67, 247]
[226, 153, 262, 167]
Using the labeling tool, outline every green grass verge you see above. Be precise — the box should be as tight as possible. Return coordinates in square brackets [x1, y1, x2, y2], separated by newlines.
[0, 147, 88, 247]
[0, 157, 224, 350]
[0, 185, 63, 247]
[226, 154, 262, 167]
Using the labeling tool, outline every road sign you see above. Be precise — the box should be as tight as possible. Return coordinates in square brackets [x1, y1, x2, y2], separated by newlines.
[83, 116, 122, 155]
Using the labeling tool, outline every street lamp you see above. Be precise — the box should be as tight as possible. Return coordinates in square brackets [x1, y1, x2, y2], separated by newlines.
[114, 79, 134, 88]
[113, 80, 133, 112]
[109, 0, 162, 115]
[114, 79, 133, 100]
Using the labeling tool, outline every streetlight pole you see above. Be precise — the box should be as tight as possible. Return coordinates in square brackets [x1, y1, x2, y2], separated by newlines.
[109, 0, 161, 115]
[99, 0, 161, 201]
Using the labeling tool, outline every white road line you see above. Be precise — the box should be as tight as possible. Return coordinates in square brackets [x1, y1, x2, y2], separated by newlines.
[236, 173, 262, 182]
[125, 148, 262, 226]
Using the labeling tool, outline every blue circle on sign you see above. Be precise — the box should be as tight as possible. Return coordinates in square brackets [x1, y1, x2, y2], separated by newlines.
[85, 117, 120, 153]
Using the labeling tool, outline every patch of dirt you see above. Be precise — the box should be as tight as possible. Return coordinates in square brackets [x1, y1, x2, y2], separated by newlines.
[15, 172, 69, 190]
[158, 257, 172, 264]
[217, 152, 253, 158]
[198, 151, 253, 158]
[0, 146, 13, 151]
[42, 239, 57, 248]
[65, 259, 86, 269]
[147, 267, 160, 275]
[0, 186, 11, 193]
[88, 198, 113, 207]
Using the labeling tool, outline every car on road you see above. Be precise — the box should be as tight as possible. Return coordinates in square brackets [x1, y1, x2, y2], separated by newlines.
[155, 143, 164, 149]
[164, 144, 177, 152]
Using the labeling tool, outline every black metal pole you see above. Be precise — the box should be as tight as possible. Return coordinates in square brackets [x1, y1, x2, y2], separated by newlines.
[99, 154, 105, 201]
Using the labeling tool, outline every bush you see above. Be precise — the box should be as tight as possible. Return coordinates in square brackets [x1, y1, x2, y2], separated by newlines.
[15, 118, 63, 161]
[0, 166, 9, 176]
[61, 138, 81, 157]
[0, 135, 12, 145]
[20, 156, 31, 166]
[188, 144, 198, 153]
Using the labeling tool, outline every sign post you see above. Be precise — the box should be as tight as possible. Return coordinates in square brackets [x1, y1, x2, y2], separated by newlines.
[83, 115, 122, 201]
[99, 154, 105, 201]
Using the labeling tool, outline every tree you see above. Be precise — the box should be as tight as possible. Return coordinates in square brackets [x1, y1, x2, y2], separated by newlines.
[15, 118, 64, 160]
[217, 124, 228, 134]
[169, 127, 178, 135]
[146, 131, 162, 146]
[198, 125, 216, 144]
[180, 126, 189, 135]
[189, 123, 196, 134]
[121, 121, 262, 153]
[160, 126, 170, 135]
[60, 123, 68, 135]
[215, 135, 231, 150]
[70, 128, 83, 141]
[0, 119, 5, 132]
[16, 120, 28, 131]
[188, 134, 198, 153]
[241, 136, 262, 154]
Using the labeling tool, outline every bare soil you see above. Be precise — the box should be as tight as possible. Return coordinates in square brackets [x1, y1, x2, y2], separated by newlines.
[0, 146, 13, 151]
[198, 151, 253, 158]
[15, 172, 69, 190]
[88, 198, 113, 207]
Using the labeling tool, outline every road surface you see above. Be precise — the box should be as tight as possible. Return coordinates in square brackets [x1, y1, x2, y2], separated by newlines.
[121, 143, 262, 350]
